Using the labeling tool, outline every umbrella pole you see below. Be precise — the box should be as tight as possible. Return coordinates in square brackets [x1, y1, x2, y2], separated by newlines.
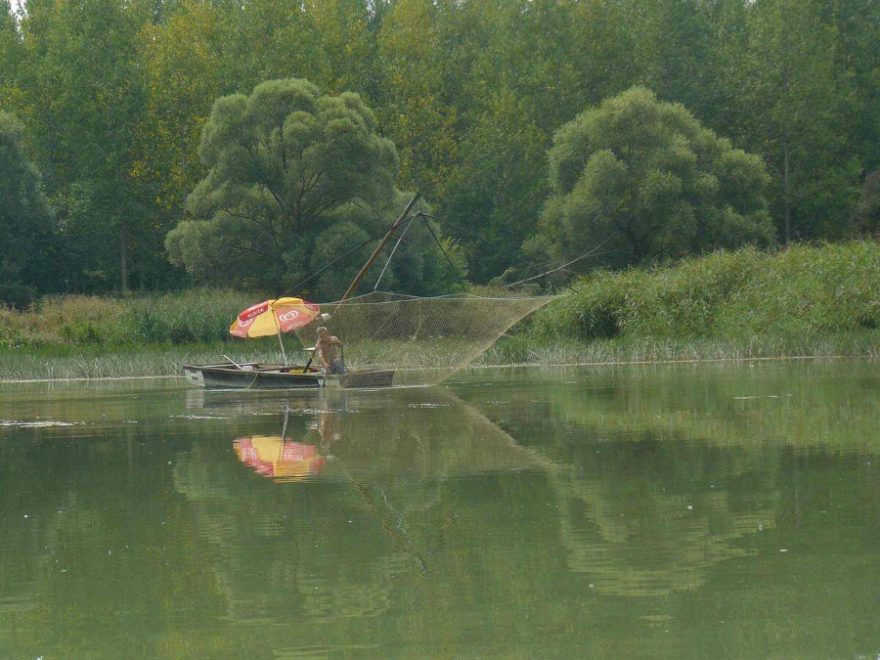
[271, 305, 288, 366]
[277, 329, 288, 366]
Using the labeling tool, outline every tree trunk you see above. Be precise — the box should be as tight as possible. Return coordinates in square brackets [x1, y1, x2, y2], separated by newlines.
[120, 219, 129, 295]
[783, 139, 791, 245]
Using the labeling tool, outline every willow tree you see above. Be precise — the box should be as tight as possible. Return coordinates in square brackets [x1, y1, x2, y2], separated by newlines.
[536, 87, 775, 271]
[166, 78, 406, 295]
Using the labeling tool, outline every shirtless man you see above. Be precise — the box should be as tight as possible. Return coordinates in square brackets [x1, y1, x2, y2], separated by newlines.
[314, 326, 345, 374]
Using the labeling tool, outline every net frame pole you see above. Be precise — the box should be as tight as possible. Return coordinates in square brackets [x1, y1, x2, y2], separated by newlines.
[338, 193, 421, 304]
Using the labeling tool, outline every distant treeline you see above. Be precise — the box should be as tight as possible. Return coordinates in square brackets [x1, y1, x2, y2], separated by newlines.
[1, 0, 879, 298]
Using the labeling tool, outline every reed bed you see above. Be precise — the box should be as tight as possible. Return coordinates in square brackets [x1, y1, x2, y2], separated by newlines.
[0, 289, 256, 348]
[525, 241, 880, 350]
[0, 344, 290, 382]
[480, 333, 880, 367]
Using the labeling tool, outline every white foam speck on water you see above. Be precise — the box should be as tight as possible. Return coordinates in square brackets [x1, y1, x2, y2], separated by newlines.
[171, 414, 229, 420]
[733, 394, 793, 400]
[406, 403, 449, 409]
[0, 420, 83, 428]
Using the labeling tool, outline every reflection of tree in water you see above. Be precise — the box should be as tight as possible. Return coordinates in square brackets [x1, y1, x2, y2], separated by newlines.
[511, 362, 880, 454]
[173, 441, 397, 625]
[0, 419, 233, 657]
[460, 364, 880, 599]
[479, 388, 784, 599]
[553, 440, 782, 597]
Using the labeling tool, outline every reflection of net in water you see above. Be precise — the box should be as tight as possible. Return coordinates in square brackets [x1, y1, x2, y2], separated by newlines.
[295, 291, 555, 385]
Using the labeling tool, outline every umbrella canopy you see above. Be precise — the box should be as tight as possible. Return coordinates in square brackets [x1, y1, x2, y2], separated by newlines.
[229, 297, 320, 338]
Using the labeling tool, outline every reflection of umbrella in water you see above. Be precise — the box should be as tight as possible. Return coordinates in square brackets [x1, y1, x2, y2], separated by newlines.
[229, 297, 322, 365]
[234, 436, 326, 482]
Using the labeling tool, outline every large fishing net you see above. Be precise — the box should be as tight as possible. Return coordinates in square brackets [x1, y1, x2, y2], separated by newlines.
[294, 291, 556, 386]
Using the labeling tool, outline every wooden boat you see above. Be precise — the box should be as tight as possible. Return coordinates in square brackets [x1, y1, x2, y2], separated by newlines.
[184, 363, 324, 389]
[183, 362, 394, 390]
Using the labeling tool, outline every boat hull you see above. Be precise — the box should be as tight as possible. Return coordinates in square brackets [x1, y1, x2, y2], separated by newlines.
[330, 369, 395, 389]
[183, 364, 394, 389]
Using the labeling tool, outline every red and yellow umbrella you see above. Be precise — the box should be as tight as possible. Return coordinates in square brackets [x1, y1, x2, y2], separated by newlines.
[229, 297, 321, 364]
[229, 297, 321, 338]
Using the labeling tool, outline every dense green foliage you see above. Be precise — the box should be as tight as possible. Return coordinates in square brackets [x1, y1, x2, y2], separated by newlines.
[0, 111, 54, 307]
[0, 0, 877, 293]
[539, 87, 773, 268]
[165, 79, 464, 299]
[532, 242, 880, 344]
[167, 79, 395, 295]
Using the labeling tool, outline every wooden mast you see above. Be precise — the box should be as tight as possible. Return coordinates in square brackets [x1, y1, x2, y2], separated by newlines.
[338, 193, 421, 304]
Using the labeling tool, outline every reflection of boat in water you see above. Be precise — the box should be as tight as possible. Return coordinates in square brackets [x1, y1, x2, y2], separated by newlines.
[182, 385, 553, 483]
[234, 435, 326, 481]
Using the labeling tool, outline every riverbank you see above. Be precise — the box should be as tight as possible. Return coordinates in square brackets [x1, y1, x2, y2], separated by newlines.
[479, 332, 880, 367]
[2, 242, 879, 381]
[526, 242, 880, 344]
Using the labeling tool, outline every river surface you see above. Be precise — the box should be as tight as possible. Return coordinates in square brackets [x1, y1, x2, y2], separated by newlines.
[1, 361, 878, 658]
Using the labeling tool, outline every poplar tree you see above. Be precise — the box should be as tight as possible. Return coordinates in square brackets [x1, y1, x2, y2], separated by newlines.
[0, 112, 54, 306]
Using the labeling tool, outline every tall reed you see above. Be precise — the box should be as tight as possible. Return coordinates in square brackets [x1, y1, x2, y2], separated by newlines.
[0, 289, 256, 348]
[529, 242, 880, 348]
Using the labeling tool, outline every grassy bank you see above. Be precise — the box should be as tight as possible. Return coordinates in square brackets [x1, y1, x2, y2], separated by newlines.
[2, 242, 879, 380]
[0, 289, 255, 348]
[0, 289, 270, 380]
[495, 241, 880, 362]
[0, 343, 294, 381]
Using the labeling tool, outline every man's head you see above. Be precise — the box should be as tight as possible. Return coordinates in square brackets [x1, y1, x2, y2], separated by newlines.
[316, 326, 328, 337]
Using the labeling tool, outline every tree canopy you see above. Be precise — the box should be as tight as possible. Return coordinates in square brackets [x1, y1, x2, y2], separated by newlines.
[536, 87, 774, 269]
[1, 0, 878, 294]
[0, 111, 54, 306]
[167, 78, 398, 290]
[166, 78, 461, 299]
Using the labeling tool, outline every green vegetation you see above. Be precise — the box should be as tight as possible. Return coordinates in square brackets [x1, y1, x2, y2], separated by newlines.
[0, 290, 253, 348]
[536, 87, 773, 269]
[166, 79, 452, 298]
[1, 0, 878, 300]
[489, 241, 880, 363]
[2, 242, 880, 380]
[0, 111, 54, 307]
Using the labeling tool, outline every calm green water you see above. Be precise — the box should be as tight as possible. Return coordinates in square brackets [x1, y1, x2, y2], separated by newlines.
[1, 361, 879, 658]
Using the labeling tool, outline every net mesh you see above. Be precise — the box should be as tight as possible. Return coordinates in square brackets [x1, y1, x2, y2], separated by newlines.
[294, 291, 556, 385]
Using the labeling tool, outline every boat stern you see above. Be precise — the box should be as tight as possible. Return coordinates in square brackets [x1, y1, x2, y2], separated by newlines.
[183, 365, 206, 387]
